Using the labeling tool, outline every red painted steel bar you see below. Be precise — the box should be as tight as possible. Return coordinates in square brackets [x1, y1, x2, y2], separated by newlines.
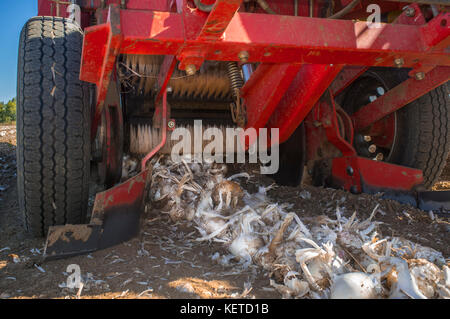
[319, 90, 356, 157]
[420, 13, 450, 49]
[142, 91, 168, 171]
[117, 11, 449, 63]
[352, 66, 450, 132]
[80, 5, 123, 138]
[267, 64, 343, 144]
[153, 55, 177, 128]
[155, 55, 178, 103]
[80, 9, 450, 88]
[330, 66, 369, 96]
[177, 0, 242, 71]
[242, 63, 303, 131]
[197, 0, 243, 41]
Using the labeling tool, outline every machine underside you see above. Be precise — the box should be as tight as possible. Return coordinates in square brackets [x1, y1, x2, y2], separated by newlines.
[27, 0, 449, 258]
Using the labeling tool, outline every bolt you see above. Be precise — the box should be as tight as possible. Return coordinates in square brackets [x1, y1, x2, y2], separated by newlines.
[238, 51, 249, 63]
[346, 166, 354, 176]
[375, 153, 384, 161]
[168, 120, 176, 130]
[185, 64, 197, 76]
[350, 185, 359, 194]
[414, 72, 425, 81]
[364, 135, 372, 142]
[394, 58, 404, 68]
[404, 6, 415, 17]
[166, 86, 173, 93]
[368, 144, 377, 153]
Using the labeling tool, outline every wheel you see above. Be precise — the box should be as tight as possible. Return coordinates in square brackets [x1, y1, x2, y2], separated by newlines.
[342, 68, 450, 188]
[17, 17, 90, 237]
[270, 123, 306, 187]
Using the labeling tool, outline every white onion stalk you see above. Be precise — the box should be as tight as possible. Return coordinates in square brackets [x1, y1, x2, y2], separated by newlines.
[331, 272, 378, 299]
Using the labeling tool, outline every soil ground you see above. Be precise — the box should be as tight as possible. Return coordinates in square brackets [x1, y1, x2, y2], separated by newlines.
[0, 123, 449, 299]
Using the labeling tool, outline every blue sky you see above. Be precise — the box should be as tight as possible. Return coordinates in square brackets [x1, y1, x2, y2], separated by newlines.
[0, 1, 38, 103]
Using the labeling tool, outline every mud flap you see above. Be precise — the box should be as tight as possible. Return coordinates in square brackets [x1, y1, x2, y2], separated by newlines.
[43, 169, 151, 260]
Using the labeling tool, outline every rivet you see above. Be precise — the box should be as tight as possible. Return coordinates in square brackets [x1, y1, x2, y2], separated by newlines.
[414, 72, 425, 81]
[185, 64, 197, 76]
[238, 51, 249, 63]
[394, 58, 404, 68]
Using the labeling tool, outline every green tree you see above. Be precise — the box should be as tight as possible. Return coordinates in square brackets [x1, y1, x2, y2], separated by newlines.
[0, 98, 16, 123]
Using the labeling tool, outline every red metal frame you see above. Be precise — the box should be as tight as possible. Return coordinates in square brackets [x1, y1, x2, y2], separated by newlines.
[142, 90, 168, 171]
[38, 0, 450, 194]
[77, 2, 449, 140]
[241, 63, 302, 140]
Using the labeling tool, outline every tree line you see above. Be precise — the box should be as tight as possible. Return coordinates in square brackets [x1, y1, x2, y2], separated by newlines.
[0, 98, 16, 123]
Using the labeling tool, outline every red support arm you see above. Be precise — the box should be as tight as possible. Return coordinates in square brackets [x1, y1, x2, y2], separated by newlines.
[352, 66, 450, 132]
[178, 0, 243, 71]
[267, 64, 343, 144]
[420, 13, 450, 49]
[330, 66, 369, 97]
[155, 55, 178, 103]
[242, 63, 303, 132]
[80, 5, 123, 138]
[153, 55, 177, 128]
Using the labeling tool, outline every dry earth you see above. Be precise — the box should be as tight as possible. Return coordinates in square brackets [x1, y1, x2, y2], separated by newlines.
[0, 123, 449, 299]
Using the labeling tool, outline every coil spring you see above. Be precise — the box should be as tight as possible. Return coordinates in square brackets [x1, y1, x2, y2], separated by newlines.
[226, 62, 244, 99]
[90, 12, 97, 26]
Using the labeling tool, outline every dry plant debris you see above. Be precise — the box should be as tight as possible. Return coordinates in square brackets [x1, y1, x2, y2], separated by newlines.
[141, 156, 450, 299]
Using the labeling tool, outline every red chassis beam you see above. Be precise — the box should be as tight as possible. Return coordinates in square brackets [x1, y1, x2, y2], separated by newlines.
[241, 63, 303, 134]
[80, 5, 449, 142]
[267, 64, 344, 144]
[80, 8, 450, 85]
[81, 5, 123, 138]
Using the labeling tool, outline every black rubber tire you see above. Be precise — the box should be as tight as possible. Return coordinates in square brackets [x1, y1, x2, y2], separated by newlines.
[342, 68, 450, 189]
[271, 123, 306, 187]
[17, 17, 90, 237]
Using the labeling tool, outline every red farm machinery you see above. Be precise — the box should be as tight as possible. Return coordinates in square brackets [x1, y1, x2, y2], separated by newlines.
[17, 0, 449, 258]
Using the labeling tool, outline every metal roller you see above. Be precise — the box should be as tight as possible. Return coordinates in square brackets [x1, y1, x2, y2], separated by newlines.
[121, 55, 232, 100]
[130, 123, 241, 155]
